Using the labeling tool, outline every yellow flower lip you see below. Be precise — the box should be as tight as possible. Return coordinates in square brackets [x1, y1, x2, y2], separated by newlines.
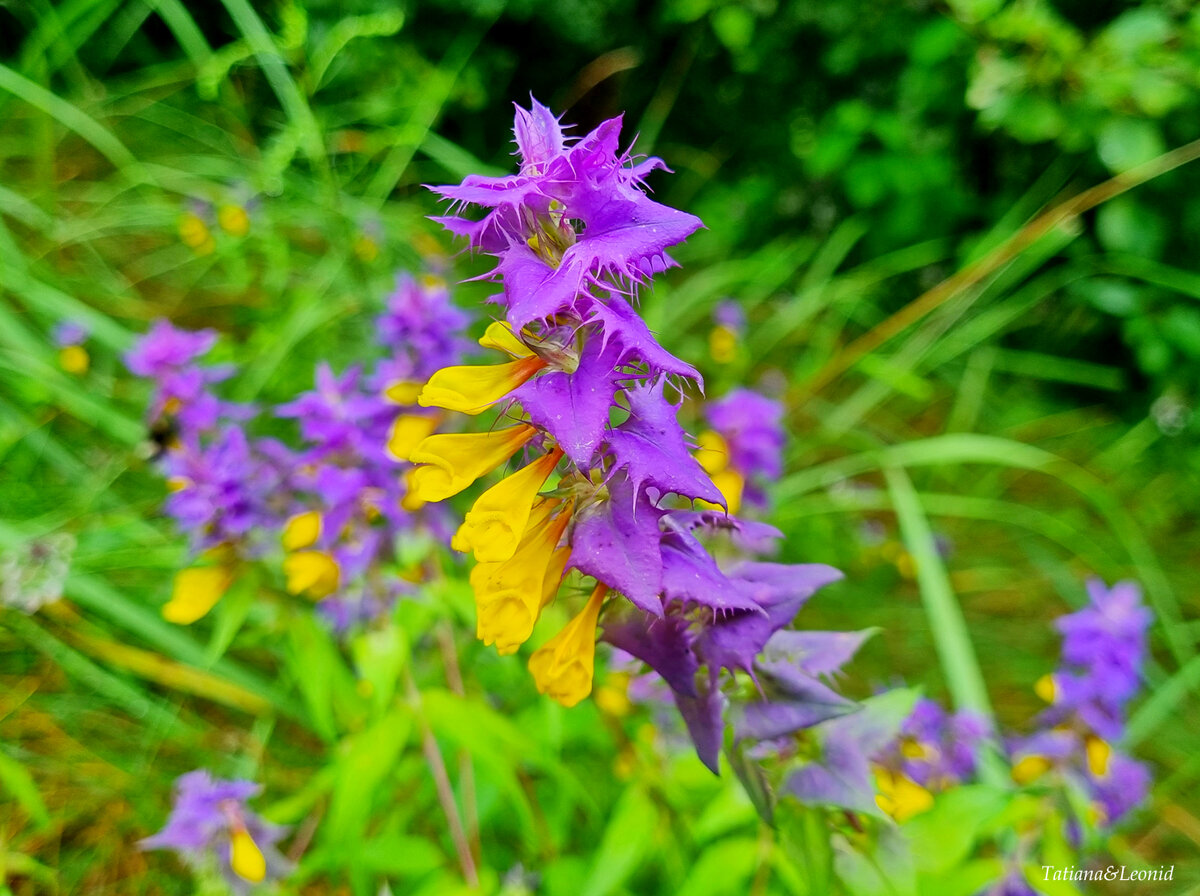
[1011, 754, 1052, 785]
[283, 550, 340, 599]
[229, 827, 267, 882]
[1034, 673, 1056, 704]
[471, 499, 574, 654]
[694, 430, 730, 475]
[455, 448, 564, 562]
[58, 345, 90, 375]
[709, 325, 739, 363]
[1086, 736, 1111, 778]
[528, 583, 608, 707]
[873, 768, 933, 822]
[281, 510, 322, 552]
[385, 413, 440, 462]
[478, 320, 533, 357]
[693, 430, 741, 512]
[383, 379, 425, 405]
[408, 423, 537, 504]
[418, 356, 546, 415]
[217, 204, 250, 237]
[162, 565, 235, 625]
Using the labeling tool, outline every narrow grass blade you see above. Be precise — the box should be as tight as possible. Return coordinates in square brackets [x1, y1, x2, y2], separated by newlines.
[884, 470, 995, 719]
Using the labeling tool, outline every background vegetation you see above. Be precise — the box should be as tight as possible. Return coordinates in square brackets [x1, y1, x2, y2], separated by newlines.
[0, 0, 1197, 892]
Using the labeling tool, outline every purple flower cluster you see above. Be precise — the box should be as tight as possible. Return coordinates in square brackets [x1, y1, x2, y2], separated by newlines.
[127, 321, 287, 553]
[873, 697, 987, 790]
[141, 770, 287, 889]
[404, 98, 847, 771]
[1009, 578, 1153, 826]
[126, 273, 469, 630]
[1045, 578, 1151, 739]
[126, 320, 237, 433]
[699, 388, 786, 512]
[375, 272, 471, 386]
[783, 577, 1152, 852]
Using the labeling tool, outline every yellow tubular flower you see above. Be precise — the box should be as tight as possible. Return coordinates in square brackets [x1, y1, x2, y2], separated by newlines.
[283, 551, 340, 599]
[528, 583, 608, 707]
[58, 345, 89, 375]
[540, 545, 572, 608]
[229, 828, 267, 882]
[408, 424, 536, 503]
[281, 511, 322, 552]
[400, 468, 427, 512]
[178, 212, 210, 248]
[1034, 673, 1056, 703]
[217, 204, 250, 237]
[418, 355, 546, 415]
[384, 380, 424, 405]
[874, 768, 933, 822]
[694, 430, 731, 475]
[386, 413, 440, 462]
[479, 320, 533, 357]
[162, 566, 234, 624]
[1086, 736, 1111, 777]
[1012, 754, 1052, 785]
[709, 325, 739, 363]
[471, 502, 572, 654]
[710, 469, 744, 515]
[455, 448, 563, 562]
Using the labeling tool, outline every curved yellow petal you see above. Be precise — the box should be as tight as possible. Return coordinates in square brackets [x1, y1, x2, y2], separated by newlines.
[540, 545, 572, 608]
[58, 345, 90, 375]
[386, 413, 440, 462]
[217, 204, 250, 237]
[528, 583, 607, 707]
[455, 449, 562, 562]
[696, 468, 743, 515]
[873, 769, 932, 822]
[418, 356, 545, 415]
[384, 380, 424, 405]
[408, 424, 536, 503]
[1034, 673, 1056, 704]
[1086, 736, 1111, 778]
[708, 325, 739, 364]
[162, 566, 233, 624]
[479, 320, 533, 357]
[694, 430, 731, 476]
[282, 510, 322, 552]
[283, 551, 340, 599]
[471, 500, 572, 654]
[1012, 754, 1052, 785]
[230, 828, 266, 882]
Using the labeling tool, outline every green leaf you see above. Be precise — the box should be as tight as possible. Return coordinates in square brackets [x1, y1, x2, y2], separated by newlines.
[902, 785, 1009, 874]
[677, 836, 762, 896]
[885, 468, 998, 747]
[1097, 118, 1166, 174]
[0, 749, 51, 830]
[323, 707, 414, 849]
[580, 784, 659, 896]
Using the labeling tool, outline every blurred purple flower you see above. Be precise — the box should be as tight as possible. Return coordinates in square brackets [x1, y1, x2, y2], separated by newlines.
[52, 320, 89, 347]
[375, 272, 471, 384]
[876, 698, 988, 790]
[704, 388, 785, 509]
[163, 428, 293, 552]
[141, 770, 287, 888]
[1046, 578, 1151, 739]
[125, 320, 218, 378]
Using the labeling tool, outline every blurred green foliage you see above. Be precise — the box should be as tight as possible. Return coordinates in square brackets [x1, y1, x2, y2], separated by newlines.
[1, 0, 1199, 893]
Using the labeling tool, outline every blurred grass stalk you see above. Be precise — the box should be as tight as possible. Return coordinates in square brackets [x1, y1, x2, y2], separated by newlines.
[804, 134, 1200, 397]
